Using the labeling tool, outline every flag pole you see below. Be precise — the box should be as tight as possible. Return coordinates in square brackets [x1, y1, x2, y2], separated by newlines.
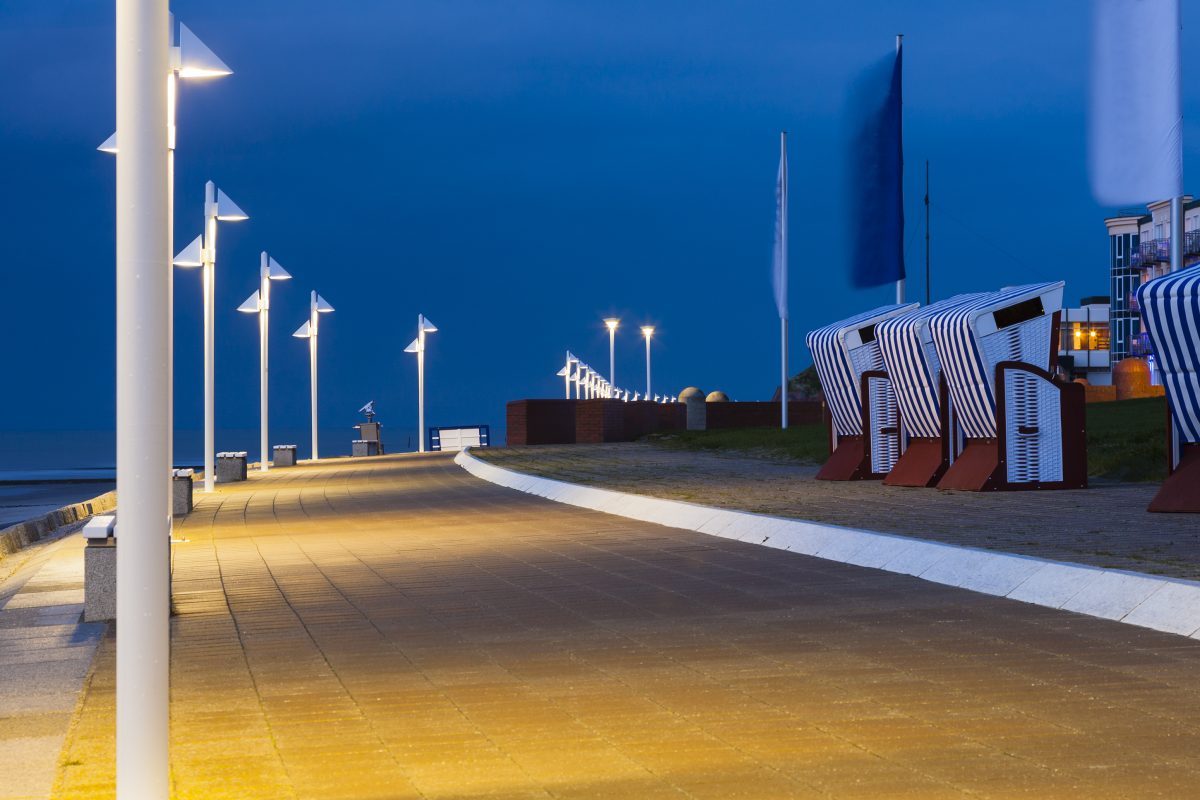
[1171, 194, 1183, 273]
[895, 33, 905, 305]
[925, 159, 931, 304]
[780, 130, 789, 429]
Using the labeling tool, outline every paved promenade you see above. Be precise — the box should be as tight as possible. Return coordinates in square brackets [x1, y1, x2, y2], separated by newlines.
[476, 443, 1200, 580]
[49, 453, 1200, 798]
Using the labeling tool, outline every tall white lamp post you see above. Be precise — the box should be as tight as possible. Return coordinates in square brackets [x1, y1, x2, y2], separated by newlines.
[174, 182, 247, 492]
[604, 318, 619, 390]
[237, 252, 291, 472]
[640, 326, 654, 399]
[113, 0, 169, 796]
[405, 315, 438, 452]
[100, 16, 231, 505]
[559, 351, 577, 399]
[293, 291, 334, 461]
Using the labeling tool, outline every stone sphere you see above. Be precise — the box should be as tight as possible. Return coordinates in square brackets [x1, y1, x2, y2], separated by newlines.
[705, 391, 729, 402]
[678, 387, 705, 402]
[1072, 378, 1090, 386]
[1113, 357, 1152, 401]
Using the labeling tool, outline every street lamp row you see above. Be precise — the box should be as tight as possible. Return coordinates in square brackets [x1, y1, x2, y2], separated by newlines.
[557, 319, 666, 402]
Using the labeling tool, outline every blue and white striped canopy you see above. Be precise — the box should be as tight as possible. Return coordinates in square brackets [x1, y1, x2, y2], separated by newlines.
[1136, 264, 1200, 443]
[928, 282, 1064, 440]
[876, 294, 988, 439]
[806, 303, 918, 437]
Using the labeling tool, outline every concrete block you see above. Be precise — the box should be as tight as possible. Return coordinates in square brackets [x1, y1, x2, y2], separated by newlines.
[172, 469, 193, 515]
[880, 540, 956, 577]
[352, 440, 380, 457]
[273, 445, 297, 467]
[84, 539, 115, 622]
[685, 397, 706, 431]
[216, 452, 247, 483]
[922, 550, 1045, 597]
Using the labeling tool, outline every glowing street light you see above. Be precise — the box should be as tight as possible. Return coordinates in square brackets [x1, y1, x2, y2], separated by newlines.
[604, 318, 619, 389]
[174, 182, 247, 492]
[237, 252, 291, 473]
[100, 16, 232, 505]
[293, 291, 334, 461]
[640, 325, 655, 399]
[557, 351, 578, 399]
[405, 314, 439, 452]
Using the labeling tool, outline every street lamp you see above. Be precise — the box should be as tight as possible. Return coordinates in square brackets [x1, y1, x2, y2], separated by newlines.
[237, 252, 291, 473]
[557, 351, 577, 399]
[174, 182, 248, 492]
[604, 318, 619, 389]
[640, 326, 654, 399]
[100, 16, 232, 507]
[293, 291, 334, 461]
[404, 314, 438, 452]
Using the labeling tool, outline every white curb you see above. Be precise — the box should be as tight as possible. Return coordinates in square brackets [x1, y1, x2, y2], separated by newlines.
[455, 448, 1200, 640]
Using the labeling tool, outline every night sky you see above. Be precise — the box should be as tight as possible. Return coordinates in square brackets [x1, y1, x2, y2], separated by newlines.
[4, 1, 1200, 443]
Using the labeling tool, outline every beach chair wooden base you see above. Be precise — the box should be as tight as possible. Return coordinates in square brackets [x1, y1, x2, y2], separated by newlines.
[1149, 444, 1200, 513]
[884, 437, 948, 487]
[936, 438, 1000, 491]
[815, 436, 878, 481]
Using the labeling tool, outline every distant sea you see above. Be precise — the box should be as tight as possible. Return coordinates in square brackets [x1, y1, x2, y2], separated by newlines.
[0, 426, 425, 528]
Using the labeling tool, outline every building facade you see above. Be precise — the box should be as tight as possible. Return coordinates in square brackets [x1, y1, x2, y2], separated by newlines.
[1057, 297, 1111, 385]
[1105, 197, 1200, 369]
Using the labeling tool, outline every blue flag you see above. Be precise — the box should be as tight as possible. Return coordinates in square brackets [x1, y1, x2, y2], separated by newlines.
[846, 45, 904, 289]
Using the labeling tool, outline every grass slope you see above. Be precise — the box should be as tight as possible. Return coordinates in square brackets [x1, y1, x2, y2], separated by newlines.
[644, 396, 1169, 483]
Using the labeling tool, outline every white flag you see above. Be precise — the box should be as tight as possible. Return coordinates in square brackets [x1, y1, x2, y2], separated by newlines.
[772, 132, 788, 320]
[1089, 0, 1182, 205]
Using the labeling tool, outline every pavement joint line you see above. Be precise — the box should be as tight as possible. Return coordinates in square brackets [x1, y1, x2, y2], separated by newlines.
[455, 448, 1200, 641]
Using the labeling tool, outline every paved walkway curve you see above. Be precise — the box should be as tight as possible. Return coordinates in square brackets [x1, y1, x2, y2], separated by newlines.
[52, 453, 1200, 799]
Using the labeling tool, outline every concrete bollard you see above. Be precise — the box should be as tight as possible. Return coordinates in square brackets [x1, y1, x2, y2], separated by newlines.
[216, 452, 248, 483]
[352, 439, 380, 457]
[83, 515, 117, 622]
[685, 397, 707, 431]
[172, 469, 194, 515]
[273, 445, 297, 467]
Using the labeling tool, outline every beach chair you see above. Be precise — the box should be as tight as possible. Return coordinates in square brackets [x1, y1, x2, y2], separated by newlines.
[874, 294, 987, 487]
[806, 303, 919, 480]
[928, 281, 1086, 491]
[1135, 264, 1200, 512]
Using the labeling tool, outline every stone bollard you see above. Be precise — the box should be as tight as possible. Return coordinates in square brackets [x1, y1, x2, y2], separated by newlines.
[172, 468, 194, 515]
[685, 397, 707, 431]
[83, 515, 117, 622]
[352, 439, 380, 457]
[216, 452, 248, 483]
[273, 445, 297, 467]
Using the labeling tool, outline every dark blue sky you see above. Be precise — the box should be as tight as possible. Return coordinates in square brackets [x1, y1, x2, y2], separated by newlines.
[3, 1, 1199, 440]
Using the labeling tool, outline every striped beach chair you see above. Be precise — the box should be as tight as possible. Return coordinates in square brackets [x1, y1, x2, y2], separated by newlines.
[875, 294, 987, 487]
[1136, 264, 1200, 512]
[806, 303, 919, 480]
[928, 281, 1085, 491]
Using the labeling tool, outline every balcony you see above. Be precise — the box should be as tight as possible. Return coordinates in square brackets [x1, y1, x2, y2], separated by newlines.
[1188, 231, 1200, 257]
[1130, 332, 1155, 357]
[1141, 239, 1170, 264]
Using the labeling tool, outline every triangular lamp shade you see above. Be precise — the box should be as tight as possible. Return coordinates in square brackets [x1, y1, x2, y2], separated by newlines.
[419, 315, 438, 333]
[173, 234, 204, 267]
[237, 291, 261, 313]
[404, 338, 420, 354]
[97, 132, 118, 154]
[267, 256, 291, 280]
[177, 22, 233, 79]
[292, 320, 312, 338]
[556, 366, 569, 377]
[215, 188, 248, 221]
[315, 294, 334, 313]
[567, 351, 577, 362]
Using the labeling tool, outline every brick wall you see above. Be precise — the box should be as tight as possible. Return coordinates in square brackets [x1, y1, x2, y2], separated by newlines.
[576, 400, 627, 443]
[506, 400, 576, 445]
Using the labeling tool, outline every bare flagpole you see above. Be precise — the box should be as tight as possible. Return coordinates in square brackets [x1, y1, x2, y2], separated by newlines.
[895, 33, 905, 305]
[779, 130, 789, 429]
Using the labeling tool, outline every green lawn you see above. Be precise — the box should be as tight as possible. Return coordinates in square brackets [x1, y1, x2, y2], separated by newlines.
[642, 395, 1169, 483]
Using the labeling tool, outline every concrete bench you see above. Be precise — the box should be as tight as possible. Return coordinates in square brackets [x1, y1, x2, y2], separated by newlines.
[84, 515, 116, 622]
[173, 468, 194, 514]
[273, 445, 297, 467]
[216, 451, 248, 483]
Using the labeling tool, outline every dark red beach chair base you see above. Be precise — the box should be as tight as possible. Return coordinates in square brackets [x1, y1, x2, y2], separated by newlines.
[883, 437, 947, 488]
[1149, 444, 1200, 513]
